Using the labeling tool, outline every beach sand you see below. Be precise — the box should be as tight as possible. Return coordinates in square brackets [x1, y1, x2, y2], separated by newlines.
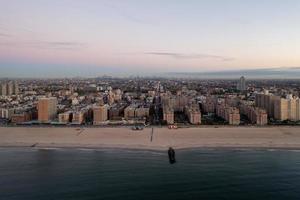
[0, 126, 300, 150]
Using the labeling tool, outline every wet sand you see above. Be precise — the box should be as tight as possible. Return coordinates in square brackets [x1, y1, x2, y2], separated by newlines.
[1, 126, 300, 150]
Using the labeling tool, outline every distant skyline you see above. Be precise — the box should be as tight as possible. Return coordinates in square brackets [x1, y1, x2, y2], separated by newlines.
[1, 0, 300, 77]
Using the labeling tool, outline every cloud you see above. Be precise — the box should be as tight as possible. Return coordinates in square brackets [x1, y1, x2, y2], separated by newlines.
[37, 41, 85, 49]
[43, 41, 84, 46]
[0, 40, 86, 50]
[0, 33, 11, 37]
[144, 52, 234, 61]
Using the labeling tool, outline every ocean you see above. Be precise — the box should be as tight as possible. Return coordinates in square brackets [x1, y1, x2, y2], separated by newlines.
[0, 148, 300, 200]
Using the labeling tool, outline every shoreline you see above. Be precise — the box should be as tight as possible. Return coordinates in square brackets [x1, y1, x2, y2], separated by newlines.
[1, 125, 300, 128]
[1, 126, 300, 150]
[2, 144, 300, 151]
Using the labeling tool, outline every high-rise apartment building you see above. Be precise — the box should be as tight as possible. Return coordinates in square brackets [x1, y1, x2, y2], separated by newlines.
[274, 98, 288, 121]
[0, 81, 19, 96]
[93, 105, 108, 125]
[255, 108, 268, 125]
[216, 103, 240, 125]
[163, 106, 174, 124]
[257, 92, 300, 121]
[202, 96, 217, 113]
[296, 99, 300, 121]
[0, 83, 7, 96]
[288, 97, 297, 121]
[226, 107, 240, 125]
[13, 81, 19, 95]
[237, 76, 246, 91]
[6, 81, 14, 96]
[255, 92, 277, 118]
[239, 101, 268, 125]
[38, 97, 58, 122]
[185, 105, 201, 125]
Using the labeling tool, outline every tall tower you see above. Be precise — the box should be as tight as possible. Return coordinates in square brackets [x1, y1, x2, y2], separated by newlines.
[38, 97, 58, 122]
[0, 83, 7, 96]
[6, 81, 14, 96]
[13, 81, 19, 95]
[237, 76, 246, 91]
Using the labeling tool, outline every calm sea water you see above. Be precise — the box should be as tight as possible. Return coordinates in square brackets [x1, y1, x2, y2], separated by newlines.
[1, 148, 300, 200]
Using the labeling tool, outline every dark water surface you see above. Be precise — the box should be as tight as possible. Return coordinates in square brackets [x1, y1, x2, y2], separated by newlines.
[1, 148, 300, 200]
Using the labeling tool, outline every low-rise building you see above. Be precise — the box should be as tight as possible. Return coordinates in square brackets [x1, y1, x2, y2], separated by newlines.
[124, 106, 136, 120]
[11, 112, 32, 124]
[58, 111, 72, 123]
[135, 107, 149, 119]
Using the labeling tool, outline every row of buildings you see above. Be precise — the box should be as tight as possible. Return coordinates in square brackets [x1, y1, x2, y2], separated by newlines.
[24, 92, 300, 126]
[202, 95, 268, 125]
[0, 106, 36, 124]
[37, 97, 151, 125]
[185, 104, 202, 125]
[161, 94, 201, 125]
[256, 91, 300, 121]
[216, 103, 241, 125]
[124, 105, 150, 120]
[3, 77, 300, 127]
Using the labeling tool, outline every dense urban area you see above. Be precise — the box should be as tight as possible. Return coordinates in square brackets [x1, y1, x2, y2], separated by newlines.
[1, 76, 300, 127]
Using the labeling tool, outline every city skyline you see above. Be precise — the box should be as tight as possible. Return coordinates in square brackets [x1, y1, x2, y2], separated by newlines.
[1, 0, 300, 77]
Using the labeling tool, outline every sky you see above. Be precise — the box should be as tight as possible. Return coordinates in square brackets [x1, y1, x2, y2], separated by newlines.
[1, 0, 300, 77]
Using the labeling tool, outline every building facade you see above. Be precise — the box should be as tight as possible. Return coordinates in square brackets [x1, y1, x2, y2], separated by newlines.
[163, 106, 174, 124]
[93, 105, 108, 124]
[38, 97, 58, 122]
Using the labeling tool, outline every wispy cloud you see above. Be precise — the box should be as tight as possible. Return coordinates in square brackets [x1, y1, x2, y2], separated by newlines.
[144, 52, 234, 61]
[36, 41, 85, 50]
[42, 41, 84, 46]
[0, 40, 86, 50]
[0, 33, 11, 37]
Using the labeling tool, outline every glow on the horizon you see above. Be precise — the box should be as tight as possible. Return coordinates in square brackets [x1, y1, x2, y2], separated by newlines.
[1, 0, 300, 76]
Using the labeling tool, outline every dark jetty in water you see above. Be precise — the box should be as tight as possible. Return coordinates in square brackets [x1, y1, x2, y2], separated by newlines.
[168, 147, 176, 164]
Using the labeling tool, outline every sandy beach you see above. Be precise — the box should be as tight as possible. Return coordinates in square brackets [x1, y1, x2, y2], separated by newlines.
[1, 126, 300, 150]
